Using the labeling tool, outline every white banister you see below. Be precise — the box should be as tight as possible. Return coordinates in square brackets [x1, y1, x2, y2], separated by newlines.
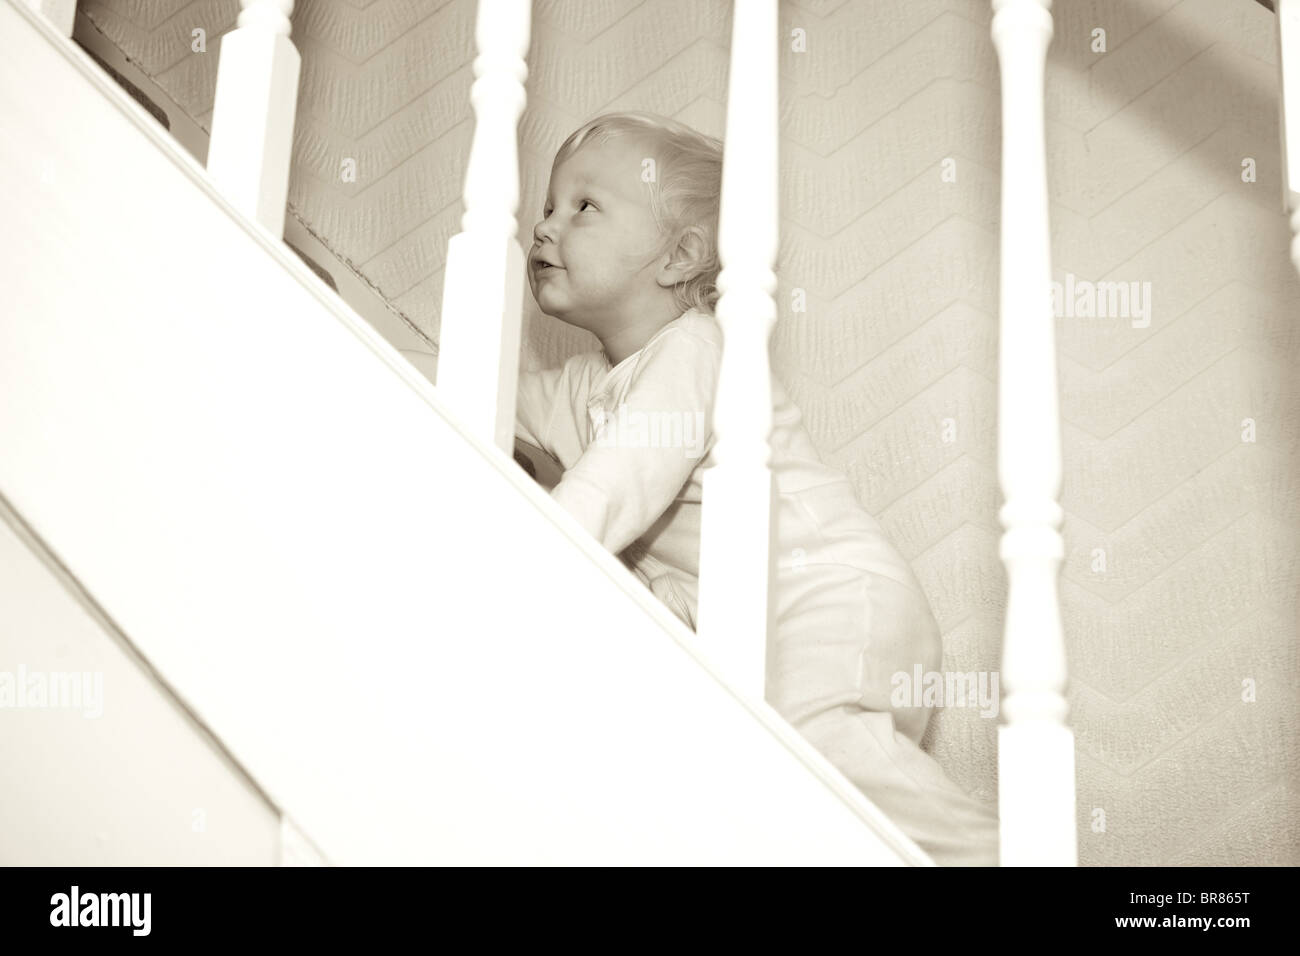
[436, 0, 530, 454]
[206, 0, 300, 237]
[1280, 0, 1300, 276]
[23, 0, 74, 36]
[990, 0, 1078, 867]
[695, 0, 779, 700]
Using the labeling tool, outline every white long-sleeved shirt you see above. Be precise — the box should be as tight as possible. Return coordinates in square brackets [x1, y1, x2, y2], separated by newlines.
[515, 308, 933, 638]
[516, 315, 989, 841]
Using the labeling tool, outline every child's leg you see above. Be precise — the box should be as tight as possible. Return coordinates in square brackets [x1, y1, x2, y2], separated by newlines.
[768, 566, 999, 866]
[791, 704, 1000, 866]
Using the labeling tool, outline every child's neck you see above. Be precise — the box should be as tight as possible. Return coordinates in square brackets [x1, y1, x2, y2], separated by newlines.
[596, 302, 686, 367]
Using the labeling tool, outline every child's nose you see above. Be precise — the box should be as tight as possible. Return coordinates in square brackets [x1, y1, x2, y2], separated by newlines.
[533, 216, 557, 244]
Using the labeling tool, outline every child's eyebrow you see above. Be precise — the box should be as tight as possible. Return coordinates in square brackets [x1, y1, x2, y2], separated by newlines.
[545, 180, 610, 205]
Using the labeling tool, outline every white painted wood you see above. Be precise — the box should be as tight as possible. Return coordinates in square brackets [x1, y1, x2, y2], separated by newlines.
[1280, 0, 1300, 275]
[205, 0, 300, 237]
[22, 0, 73, 37]
[990, 0, 1078, 867]
[436, 0, 530, 453]
[0, 499, 280, 866]
[695, 0, 780, 700]
[0, 2, 930, 866]
[278, 815, 329, 866]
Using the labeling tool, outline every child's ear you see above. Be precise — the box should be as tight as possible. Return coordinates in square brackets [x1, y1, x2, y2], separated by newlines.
[656, 226, 710, 287]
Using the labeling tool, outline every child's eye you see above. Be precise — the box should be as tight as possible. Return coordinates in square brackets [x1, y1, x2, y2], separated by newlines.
[542, 200, 594, 217]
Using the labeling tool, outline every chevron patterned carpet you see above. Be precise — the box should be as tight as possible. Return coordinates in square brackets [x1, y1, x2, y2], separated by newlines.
[80, 0, 1300, 865]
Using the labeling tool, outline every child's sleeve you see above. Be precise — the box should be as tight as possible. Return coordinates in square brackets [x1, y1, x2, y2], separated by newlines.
[550, 327, 720, 556]
[515, 366, 564, 453]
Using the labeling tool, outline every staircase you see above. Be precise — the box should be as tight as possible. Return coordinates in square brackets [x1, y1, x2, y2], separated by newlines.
[9, 0, 1295, 866]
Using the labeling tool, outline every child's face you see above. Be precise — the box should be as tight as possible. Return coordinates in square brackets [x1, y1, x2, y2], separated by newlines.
[528, 138, 670, 334]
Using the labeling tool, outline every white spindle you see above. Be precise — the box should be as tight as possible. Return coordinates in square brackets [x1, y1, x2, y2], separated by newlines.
[695, 0, 779, 699]
[23, 0, 74, 37]
[1280, 0, 1300, 275]
[991, 0, 1077, 867]
[206, 0, 300, 237]
[437, 0, 530, 453]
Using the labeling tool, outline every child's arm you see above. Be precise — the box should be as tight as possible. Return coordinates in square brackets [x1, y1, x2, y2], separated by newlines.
[515, 366, 564, 453]
[550, 326, 720, 556]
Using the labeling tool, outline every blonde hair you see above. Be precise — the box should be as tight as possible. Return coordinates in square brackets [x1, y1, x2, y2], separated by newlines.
[553, 111, 723, 315]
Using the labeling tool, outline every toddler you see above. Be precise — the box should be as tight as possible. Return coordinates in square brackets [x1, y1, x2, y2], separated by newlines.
[515, 111, 999, 866]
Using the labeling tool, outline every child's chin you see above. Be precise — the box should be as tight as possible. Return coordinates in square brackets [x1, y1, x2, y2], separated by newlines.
[540, 306, 594, 335]
[533, 296, 562, 320]
[534, 291, 572, 323]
